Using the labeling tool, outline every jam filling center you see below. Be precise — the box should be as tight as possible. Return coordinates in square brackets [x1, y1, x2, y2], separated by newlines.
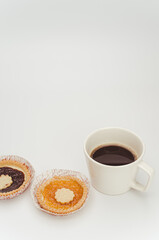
[0, 167, 25, 193]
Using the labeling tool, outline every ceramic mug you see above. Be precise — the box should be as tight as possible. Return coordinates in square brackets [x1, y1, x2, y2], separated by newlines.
[84, 127, 154, 195]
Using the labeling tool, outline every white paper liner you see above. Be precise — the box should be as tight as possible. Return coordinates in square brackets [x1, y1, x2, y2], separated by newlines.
[31, 169, 90, 216]
[0, 155, 35, 200]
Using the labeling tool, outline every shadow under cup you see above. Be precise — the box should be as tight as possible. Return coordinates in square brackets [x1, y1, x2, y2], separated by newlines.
[84, 128, 152, 195]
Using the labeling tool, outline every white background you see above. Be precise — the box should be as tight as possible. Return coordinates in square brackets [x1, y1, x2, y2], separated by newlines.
[0, 0, 158, 239]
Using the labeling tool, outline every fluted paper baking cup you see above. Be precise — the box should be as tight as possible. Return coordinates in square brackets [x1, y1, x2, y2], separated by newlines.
[31, 169, 90, 216]
[0, 155, 35, 200]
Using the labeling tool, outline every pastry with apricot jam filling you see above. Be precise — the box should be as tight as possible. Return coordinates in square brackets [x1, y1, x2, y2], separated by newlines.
[36, 175, 88, 214]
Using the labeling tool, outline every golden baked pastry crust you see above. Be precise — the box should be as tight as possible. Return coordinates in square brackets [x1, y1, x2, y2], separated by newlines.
[0, 159, 31, 197]
[36, 175, 88, 214]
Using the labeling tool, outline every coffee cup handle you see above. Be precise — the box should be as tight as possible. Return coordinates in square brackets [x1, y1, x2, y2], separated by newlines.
[131, 162, 154, 192]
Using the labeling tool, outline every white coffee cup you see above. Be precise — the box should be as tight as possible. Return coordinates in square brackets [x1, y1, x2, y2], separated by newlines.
[84, 127, 154, 195]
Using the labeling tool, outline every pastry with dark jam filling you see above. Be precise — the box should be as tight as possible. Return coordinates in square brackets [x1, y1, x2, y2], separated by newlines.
[0, 159, 31, 197]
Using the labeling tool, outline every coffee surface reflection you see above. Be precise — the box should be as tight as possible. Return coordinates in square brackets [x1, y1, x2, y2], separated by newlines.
[91, 145, 137, 166]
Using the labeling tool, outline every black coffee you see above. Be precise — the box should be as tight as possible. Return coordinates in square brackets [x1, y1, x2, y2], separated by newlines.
[91, 145, 136, 166]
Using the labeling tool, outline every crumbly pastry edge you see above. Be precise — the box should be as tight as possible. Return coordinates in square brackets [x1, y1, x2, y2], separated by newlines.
[36, 176, 88, 215]
[0, 158, 32, 198]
